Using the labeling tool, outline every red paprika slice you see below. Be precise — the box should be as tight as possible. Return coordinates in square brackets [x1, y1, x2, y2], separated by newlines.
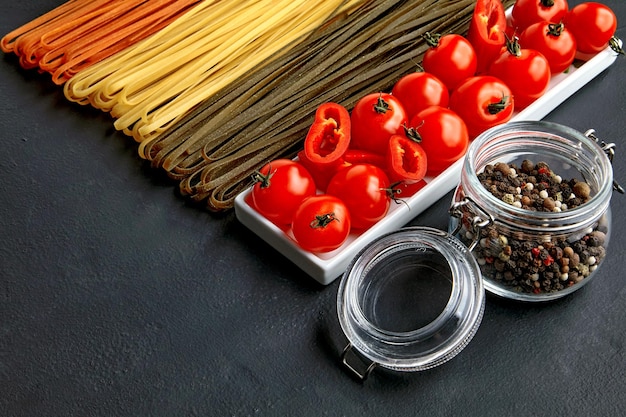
[303, 102, 351, 166]
[466, 0, 507, 74]
[386, 133, 428, 184]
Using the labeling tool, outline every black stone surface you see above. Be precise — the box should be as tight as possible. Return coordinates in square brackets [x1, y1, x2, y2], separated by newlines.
[2, 1, 625, 416]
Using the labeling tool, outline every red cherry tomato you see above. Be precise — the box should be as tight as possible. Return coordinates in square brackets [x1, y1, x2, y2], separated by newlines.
[422, 32, 478, 91]
[564, 2, 618, 54]
[250, 159, 316, 225]
[291, 195, 351, 253]
[511, 0, 569, 32]
[449, 75, 514, 140]
[350, 93, 408, 155]
[519, 21, 577, 74]
[326, 164, 391, 230]
[391, 71, 449, 120]
[296, 150, 345, 192]
[409, 106, 469, 176]
[488, 37, 551, 109]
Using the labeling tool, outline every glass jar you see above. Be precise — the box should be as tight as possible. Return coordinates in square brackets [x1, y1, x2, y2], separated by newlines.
[449, 121, 616, 302]
[337, 227, 484, 379]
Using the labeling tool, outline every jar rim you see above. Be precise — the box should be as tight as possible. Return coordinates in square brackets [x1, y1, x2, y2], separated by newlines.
[462, 121, 613, 231]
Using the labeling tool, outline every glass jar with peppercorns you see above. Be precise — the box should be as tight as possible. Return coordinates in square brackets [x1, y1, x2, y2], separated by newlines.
[449, 121, 620, 302]
[336, 121, 620, 379]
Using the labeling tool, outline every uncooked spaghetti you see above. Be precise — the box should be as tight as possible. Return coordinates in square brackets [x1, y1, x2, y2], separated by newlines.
[63, 0, 367, 143]
[145, 0, 503, 211]
[1, 0, 200, 84]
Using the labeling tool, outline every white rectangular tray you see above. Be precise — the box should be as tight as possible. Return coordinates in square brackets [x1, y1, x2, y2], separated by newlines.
[235, 43, 620, 285]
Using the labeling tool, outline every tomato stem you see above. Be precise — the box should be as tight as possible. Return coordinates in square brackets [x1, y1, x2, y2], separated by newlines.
[540, 0, 555, 7]
[387, 182, 410, 207]
[373, 94, 390, 114]
[504, 34, 522, 57]
[422, 31, 441, 48]
[547, 22, 564, 37]
[487, 93, 510, 115]
[402, 123, 423, 143]
[310, 213, 339, 228]
[251, 165, 275, 188]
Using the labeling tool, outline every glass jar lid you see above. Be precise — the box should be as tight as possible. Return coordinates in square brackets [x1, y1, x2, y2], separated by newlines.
[337, 227, 484, 379]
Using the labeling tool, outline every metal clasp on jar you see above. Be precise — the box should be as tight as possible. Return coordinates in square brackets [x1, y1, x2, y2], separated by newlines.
[449, 197, 494, 251]
[585, 128, 624, 194]
[340, 343, 377, 381]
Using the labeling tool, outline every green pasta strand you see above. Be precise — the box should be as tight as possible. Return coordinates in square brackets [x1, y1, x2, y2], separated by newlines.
[148, 0, 507, 211]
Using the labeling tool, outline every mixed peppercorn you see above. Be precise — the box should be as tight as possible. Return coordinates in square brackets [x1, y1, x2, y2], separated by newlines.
[478, 160, 591, 212]
[460, 160, 608, 294]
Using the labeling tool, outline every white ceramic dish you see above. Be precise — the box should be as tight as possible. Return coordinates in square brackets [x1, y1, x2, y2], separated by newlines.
[235, 42, 621, 285]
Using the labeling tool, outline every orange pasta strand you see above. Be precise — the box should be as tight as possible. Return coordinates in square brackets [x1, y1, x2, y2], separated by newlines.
[1, 0, 87, 54]
[2, 0, 201, 84]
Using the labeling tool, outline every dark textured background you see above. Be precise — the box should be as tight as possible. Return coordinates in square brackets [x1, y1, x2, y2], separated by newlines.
[2, 1, 625, 416]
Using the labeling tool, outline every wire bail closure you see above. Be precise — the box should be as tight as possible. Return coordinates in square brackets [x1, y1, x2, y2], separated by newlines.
[584, 129, 624, 194]
[341, 343, 377, 381]
[449, 197, 494, 251]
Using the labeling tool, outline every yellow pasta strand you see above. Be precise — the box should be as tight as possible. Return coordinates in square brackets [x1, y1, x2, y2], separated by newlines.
[63, 0, 363, 147]
[134, 1, 359, 143]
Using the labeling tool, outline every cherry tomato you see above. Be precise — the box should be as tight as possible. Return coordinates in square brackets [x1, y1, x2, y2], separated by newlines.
[296, 150, 346, 192]
[422, 32, 478, 91]
[519, 21, 577, 74]
[250, 159, 316, 225]
[564, 2, 618, 54]
[511, 0, 569, 32]
[326, 164, 391, 230]
[488, 37, 551, 109]
[350, 93, 408, 155]
[409, 106, 469, 176]
[391, 71, 449, 119]
[449, 75, 514, 140]
[291, 195, 351, 253]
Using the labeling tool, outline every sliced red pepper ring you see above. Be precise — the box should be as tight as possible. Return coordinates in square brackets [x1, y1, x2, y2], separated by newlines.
[386, 133, 428, 185]
[467, 0, 507, 74]
[303, 102, 351, 165]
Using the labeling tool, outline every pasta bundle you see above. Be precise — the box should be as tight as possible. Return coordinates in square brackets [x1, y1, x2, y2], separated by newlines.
[144, 0, 497, 211]
[4, 0, 516, 213]
[63, 0, 367, 144]
[1, 0, 200, 85]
